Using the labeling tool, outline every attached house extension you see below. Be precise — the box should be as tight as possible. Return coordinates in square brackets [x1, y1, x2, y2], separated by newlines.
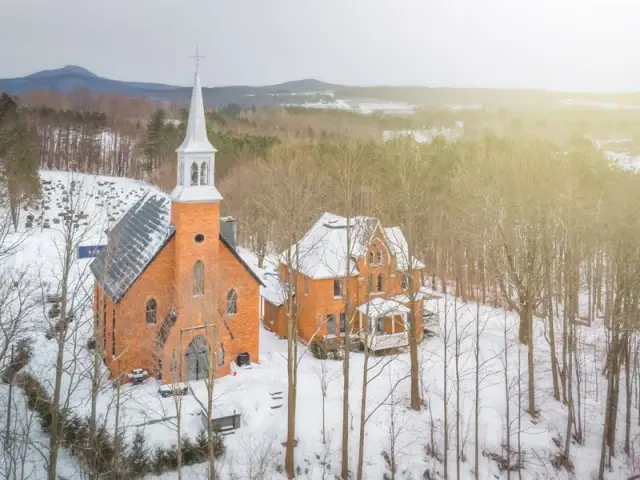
[262, 212, 433, 351]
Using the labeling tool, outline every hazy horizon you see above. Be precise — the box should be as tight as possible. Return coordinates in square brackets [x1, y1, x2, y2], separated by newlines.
[2, 0, 640, 92]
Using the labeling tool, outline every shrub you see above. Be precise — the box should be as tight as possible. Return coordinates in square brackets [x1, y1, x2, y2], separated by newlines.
[16, 373, 53, 430]
[309, 338, 344, 360]
[1, 338, 33, 383]
[194, 427, 226, 461]
[126, 430, 150, 477]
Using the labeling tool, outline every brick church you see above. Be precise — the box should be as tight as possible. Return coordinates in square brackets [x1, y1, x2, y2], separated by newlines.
[90, 71, 263, 383]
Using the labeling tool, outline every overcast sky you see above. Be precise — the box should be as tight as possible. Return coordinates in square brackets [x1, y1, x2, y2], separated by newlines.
[1, 0, 639, 92]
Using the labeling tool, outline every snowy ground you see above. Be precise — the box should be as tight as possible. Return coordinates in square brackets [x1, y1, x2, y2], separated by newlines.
[1, 170, 638, 479]
[593, 138, 640, 173]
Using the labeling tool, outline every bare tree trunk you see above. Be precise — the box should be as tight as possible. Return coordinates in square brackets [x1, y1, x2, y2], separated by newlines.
[474, 300, 480, 480]
[503, 311, 511, 480]
[526, 297, 535, 417]
[47, 224, 74, 480]
[544, 238, 560, 401]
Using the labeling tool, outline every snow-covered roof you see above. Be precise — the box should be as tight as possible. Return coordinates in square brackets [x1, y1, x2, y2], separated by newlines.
[261, 272, 286, 306]
[280, 213, 378, 280]
[392, 292, 425, 304]
[384, 227, 425, 271]
[90, 192, 175, 303]
[176, 72, 216, 154]
[280, 213, 424, 279]
[357, 297, 410, 317]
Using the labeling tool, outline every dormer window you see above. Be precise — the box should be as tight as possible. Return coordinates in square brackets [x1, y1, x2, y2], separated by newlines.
[190, 163, 199, 186]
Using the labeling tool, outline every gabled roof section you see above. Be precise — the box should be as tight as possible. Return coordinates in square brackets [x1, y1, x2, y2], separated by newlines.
[279, 212, 378, 280]
[219, 234, 265, 287]
[280, 213, 426, 279]
[176, 72, 216, 154]
[90, 192, 174, 303]
[384, 227, 425, 271]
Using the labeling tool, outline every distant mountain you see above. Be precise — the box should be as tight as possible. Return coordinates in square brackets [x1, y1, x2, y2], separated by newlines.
[0, 66, 344, 108]
[2, 65, 640, 110]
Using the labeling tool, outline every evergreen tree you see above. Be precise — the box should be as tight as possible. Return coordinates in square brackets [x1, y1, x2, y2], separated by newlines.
[145, 108, 167, 174]
[127, 430, 150, 477]
[0, 96, 41, 230]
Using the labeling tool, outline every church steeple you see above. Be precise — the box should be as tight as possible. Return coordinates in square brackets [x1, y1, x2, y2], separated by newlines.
[171, 71, 222, 203]
[177, 72, 215, 155]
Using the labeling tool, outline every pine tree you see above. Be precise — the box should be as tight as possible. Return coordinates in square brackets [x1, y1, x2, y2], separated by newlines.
[127, 430, 150, 477]
[145, 108, 167, 174]
[0, 96, 41, 230]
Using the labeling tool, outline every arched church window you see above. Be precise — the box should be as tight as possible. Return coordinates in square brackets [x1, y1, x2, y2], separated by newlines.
[368, 252, 374, 264]
[376, 251, 383, 265]
[227, 289, 237, 315]
[146, 298, 157, 325]
[193, 260, 205, 296]
[190, 162, 199, 186]
[218, 344, 225, 366]
[377, 274, 384, 292]
[200, 161, 208, 186]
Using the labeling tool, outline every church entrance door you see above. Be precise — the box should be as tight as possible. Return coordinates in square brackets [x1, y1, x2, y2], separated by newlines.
[186, 335, 209, 381]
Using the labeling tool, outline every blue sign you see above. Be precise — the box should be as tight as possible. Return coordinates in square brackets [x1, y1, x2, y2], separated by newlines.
[77, 245, 106, 259]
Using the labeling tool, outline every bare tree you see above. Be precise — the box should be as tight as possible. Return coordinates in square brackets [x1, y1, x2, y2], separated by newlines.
[254, 140, 326, 479]
[312, 360, 340, 445]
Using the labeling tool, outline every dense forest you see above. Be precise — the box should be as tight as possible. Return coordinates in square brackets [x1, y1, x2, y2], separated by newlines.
[2, 87, 640, 479]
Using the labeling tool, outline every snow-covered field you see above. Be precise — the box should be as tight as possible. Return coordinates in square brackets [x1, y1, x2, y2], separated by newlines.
[593, 138, 640, 173]
[1, 170, 638, 479]
[560, 98, 640, 110]
[383, 126, 463, 144]
[283, 96, 416, 115]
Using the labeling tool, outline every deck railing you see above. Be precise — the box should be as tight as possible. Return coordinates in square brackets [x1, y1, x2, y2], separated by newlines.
[359, 331, 409, 351]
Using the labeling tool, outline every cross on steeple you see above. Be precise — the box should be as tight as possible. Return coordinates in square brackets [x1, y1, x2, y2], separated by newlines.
[189, 46, 206, 73]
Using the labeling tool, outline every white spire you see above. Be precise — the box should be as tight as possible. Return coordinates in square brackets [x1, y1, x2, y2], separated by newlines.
[171, 70, 222, 203]
[176, 72, 216, 154]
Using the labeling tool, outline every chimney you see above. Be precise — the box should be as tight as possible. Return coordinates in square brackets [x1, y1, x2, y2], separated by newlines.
[220, 216, 237, 249]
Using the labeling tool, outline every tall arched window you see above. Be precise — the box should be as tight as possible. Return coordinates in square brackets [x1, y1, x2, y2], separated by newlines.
[146, 298, 157, 325]
[193, 260, 204, 296]
[111, 310, 116, 356]
[227, 289, 237, 315]
[368, 252, 374, 264]
[200, 161, 208, 186]
[218, 344, 225, 366]
[376, 251, 383, 265]
[377, 274, 384, 292]
[190, 162, 199, 186]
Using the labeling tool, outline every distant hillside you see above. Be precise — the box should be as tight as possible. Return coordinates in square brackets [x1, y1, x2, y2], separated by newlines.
[2, 65, 640, 110]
